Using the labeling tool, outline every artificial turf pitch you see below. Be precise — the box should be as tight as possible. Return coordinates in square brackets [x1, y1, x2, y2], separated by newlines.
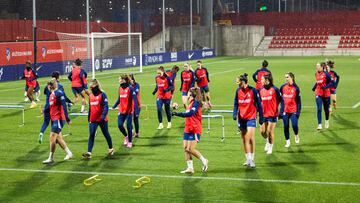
[0, 56, 360, 202]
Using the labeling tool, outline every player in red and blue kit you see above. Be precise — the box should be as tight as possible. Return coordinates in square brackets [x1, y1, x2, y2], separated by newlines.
[152, 66, 174, 129]
[259, 74, 281, 155]
[24, 81, 40, 102]
[21, 61, 38, 108]
[112, 74, 139, 148]
[82, 79, 114, 159]
[38, 71, 73, 144]
[252, 60, 272, 91]
[233, 73, 264, 168]
[42, 78, 73, 164]
[68, 58, 88, 112]
[326, 60, 340, 113]
[130, 74, 141, 138]
[172, 87, 208, 174]
[180, 63, 195, 109]
[195, 60, 212, 108]
[279, 72, 301, 148]
[312, 62, 334, 130]
[165, 65, 180, 96]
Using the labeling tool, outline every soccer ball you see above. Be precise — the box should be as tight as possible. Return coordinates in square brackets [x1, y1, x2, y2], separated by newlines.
[172, 102, 179, 110]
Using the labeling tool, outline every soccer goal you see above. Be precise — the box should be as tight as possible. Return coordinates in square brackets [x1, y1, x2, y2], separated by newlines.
[37, 28, 142, 79]
[90, 32, 143, 78]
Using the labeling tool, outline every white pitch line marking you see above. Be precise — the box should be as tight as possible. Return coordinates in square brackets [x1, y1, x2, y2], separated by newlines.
[0, 168, 359, 187]
[352, 101, 360, 109]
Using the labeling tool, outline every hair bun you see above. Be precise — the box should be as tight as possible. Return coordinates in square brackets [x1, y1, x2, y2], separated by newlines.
[243, 73, 248, 77]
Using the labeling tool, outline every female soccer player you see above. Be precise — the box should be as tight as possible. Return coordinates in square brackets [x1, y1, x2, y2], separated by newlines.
[279, 72, 301, 148]
[195, 60, 212, 108]
[130, 74, 141, 138]
[233, 73, 264, 168]
[83, 79, 114, 158]
[112, 74, 139, 148]
[24, 81, 40, 102]
[326, 60, 340, 113]
[152, 66, 173, 129]
[312, 62, 333, 130]
[21, 61, 38, 108]
[38, 71, 72, 144]
[252, 60, 272, 91]
[68, 58, 88, 112]
[172, 87, 208, 174]
[180, 63, 195, 109]
[166, 65, 180, 96]
[259, 74, 281, 154]
[42, 78, 73, 164]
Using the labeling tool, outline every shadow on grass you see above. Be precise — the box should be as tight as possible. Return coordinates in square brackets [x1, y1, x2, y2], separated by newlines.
[321, 129, 357, 153]
[332, 114, 359, 129]
[13, 145, 46, 168]
[181, 176, 202, 202]
[241, 169, 277, 202]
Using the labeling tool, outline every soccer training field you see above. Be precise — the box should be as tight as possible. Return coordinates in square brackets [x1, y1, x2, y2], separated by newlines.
[0, 56, 360, 202]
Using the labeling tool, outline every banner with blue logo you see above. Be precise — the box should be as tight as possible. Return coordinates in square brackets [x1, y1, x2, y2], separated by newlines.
[0, 49, 215, 82]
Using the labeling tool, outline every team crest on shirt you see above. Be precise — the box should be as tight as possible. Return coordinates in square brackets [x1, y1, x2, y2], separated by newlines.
[270, 90, 273, 95]
[291, 89, 294, 93]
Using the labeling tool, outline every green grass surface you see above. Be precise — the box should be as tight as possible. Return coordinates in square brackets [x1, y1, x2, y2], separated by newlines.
[0, 56, 360, 202]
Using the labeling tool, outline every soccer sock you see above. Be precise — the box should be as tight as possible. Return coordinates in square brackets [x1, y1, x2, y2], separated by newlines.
[246, 153, 251, 161]
[187, 160, 193, 169]
[81, 105, 85, 112]
[251, 153, 254, 160]
[199, 155, 207, 164]
[49, 152, 54, 159]
[64, 147, 72, 155]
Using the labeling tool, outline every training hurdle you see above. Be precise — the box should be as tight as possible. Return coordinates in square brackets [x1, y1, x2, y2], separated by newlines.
[202, 114, 225, 142]
[210, 109, 233, 114]
[0, 105, 25, 126]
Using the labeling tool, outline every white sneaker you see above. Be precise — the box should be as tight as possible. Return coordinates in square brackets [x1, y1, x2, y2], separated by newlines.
[157, 123, 164, 130]
[202, 159, 209, 172]
[317, 124, 323, 130]
[123, 136, 129, 146]
[243, 160, 250, 166]
[295, 135, 300, 144]
[266, 144, 273, 155]
[167, 122, 172, 129]
[180, 168, 194, 174]
[248, 160, 256, 168]
[325, 120, 329, 129]
[264, 142, 270, 152]
[42, 158, 54, 164]
[108, 148, 115, 156]
[35, 97, 40, 102]
[64, 153, 73, 160]
[24, 97, 29, 102]
[285, 140, 291, 148]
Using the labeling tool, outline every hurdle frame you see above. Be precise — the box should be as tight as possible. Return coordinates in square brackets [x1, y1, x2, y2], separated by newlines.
[202, 114, 225, 142]
[0, 105, 25, 127]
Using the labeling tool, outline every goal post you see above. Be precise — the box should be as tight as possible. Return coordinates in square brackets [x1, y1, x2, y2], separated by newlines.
[90, 32, 143, 79]
[36, 28, 143, 79]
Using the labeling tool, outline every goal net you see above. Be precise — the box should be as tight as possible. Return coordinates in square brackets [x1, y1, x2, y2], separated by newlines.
[37, 28, 142, 79]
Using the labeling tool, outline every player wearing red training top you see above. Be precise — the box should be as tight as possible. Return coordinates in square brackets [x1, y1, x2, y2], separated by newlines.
[68, 58, 88, 112]
[42, 79, 73, 164]
[21, 61, 38, 108]
[279, 72, 301, 148]
[326, 60, 340, 113]
[252, 60, 272, 91]
[194, 60, 212, 108]
[259, 74, 281, 155]
[112, 74, 139, 148]
[233, 73, 264, 168]
[152, 66, 174, 129]
[180, 63, 195, 109]
[172, 87, 208, 174]
[130, 74, 141, 138]
[82, 79, 114, 159]
[312, 62, 334, 130]
[165, 65, 180, 96]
